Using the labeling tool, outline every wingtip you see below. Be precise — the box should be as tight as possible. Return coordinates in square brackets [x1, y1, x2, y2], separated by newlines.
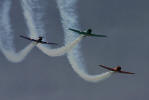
[98, 65, 106, 68]
[51, 42, 59, 45]
[104, 35, 108, 37]
[68, 28, 72, 30]
[54, 43, 59, 46]
[127, 72, 136, 75]
[102, 35, 108, 38]
[95, 35, 108, 38]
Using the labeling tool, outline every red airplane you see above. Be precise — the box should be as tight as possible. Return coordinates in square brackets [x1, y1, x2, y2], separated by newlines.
[20, 35, 58, 45]
[99, 65, 135, 74]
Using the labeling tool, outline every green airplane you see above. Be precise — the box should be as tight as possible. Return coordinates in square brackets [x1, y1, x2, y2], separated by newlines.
[69, 28, 107, 37]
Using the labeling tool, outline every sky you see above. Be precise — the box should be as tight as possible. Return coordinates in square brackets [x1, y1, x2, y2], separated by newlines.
[0, 0, 148, 100]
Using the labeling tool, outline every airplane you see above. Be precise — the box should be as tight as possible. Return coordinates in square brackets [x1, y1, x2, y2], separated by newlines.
[99, 65, 135, 74]
[69, 28, 107, 37]
[20, 35, 58, 45]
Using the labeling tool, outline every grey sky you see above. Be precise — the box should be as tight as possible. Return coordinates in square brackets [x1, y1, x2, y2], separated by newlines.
[0, 0, 148, 100]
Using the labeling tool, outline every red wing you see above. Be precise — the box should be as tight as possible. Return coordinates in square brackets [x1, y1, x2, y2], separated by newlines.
[99, 65, 115, 71]
[20, 35, 37, 42]
[40, 41, 58, 45]
[119, 70, 135, 74]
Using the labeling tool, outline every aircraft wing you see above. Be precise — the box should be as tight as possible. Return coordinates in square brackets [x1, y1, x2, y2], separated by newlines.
[20, 35, 37, 42]
[40, 41, 58, 45]
[119, 70, 135, 74]
[69, 28, 107, 38]
[90, 33, 107, 37]
[99, 65, 115, 71]
[69, 28, 82, 34]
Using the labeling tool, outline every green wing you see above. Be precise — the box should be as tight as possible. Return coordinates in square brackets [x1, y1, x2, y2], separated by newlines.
[90, 33, 107, 37]
[69, 28, 82, 34]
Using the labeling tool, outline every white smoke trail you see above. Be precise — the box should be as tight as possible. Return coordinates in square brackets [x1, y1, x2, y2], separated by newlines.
[37, 35, 83, 56]
[0, 0, 37, 63]
[57, 0, 114, 82]
[21, 0, 45, 38]
[21, 0, 84, 57]
[1, 42, 37, 63]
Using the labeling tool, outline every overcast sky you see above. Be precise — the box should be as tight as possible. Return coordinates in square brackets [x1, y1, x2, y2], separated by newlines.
[0, 0, 148, 100]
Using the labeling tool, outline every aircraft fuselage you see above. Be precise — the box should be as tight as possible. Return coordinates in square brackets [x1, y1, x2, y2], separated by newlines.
[37, 37, 43, 43]
[86, 29, 92, 34]
[114, 66, 122, 71]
